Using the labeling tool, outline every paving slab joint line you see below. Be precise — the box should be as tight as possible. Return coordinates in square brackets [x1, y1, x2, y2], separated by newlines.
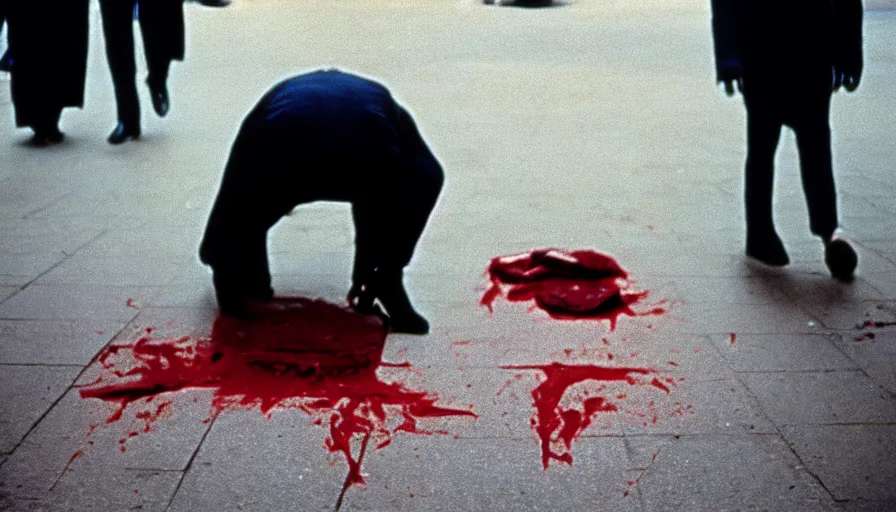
[163, 411, 219, 512]
[23, 191, 75, 220]
[3, 370, 83, 460]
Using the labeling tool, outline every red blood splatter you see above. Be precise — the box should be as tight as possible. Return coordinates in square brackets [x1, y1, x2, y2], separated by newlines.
[729, 333, 737, 345]
[862, 320, 896, 328]
[125, 298, 139, 309]
[501, 362, 670, 469]
[78, 297, 476, 498]
[480, 249, 662, 330]
[451, 340, 471, 346]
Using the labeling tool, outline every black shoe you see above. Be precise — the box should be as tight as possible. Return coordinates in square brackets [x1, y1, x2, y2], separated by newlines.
[746, 230, 789, 266]
[147, 82, 169, 117]
[107, 123, 140, 144]
[825, 237, 857, 282]
[372, 270, 430, 335]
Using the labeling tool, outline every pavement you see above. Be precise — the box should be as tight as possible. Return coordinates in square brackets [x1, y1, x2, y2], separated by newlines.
[1, 0, 895, 510]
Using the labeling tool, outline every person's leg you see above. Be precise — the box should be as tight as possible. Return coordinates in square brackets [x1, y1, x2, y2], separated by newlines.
[136, 0, 172, 117]
[30, 104, 64, 146]
[200, 131, 288, 316]
[99, 0, 141, 143]
[744, 96, 788, 265]
[792, 93, 856, 280]
[359, 148, 443, 334]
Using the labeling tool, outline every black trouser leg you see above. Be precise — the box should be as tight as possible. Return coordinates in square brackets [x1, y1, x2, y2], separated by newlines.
[136, 0, 171, 89]
[100, 0, 139, 125]
[744, 100, 783, 235]
[351, 200, 381, 286]
[382, 157, 444, 272]
[793, 96, 838, 240]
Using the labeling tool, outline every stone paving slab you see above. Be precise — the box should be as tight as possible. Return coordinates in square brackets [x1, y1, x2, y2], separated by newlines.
[710, 333, 859, 373]
[781, 424, 896, 502]
[0, 319, 125, 365]
[0, 364, 81, 453]
[343, 436, 641, 512]
[0, 284, 155, 322]
[165, 411, 347, 512]
[626, 434, 835, 511]
[739, 370, 896, 426]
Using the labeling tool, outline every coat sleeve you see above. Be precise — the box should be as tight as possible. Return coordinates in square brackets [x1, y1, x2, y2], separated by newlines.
[710, 0, 744, 82]
[833, 0, 863, 77]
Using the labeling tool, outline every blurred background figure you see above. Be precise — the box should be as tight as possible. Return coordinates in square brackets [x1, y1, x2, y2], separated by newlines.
[99, 0, 185, 144]
[711, 0, 864, 281]
[5, 0, 89, 146]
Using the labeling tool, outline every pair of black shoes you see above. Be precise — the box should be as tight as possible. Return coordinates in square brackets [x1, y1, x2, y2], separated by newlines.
[746, 230, 858, 281]
[30, 126, 65, 147]
[107, 81, 169, 144]
[349, 269, 430, 335]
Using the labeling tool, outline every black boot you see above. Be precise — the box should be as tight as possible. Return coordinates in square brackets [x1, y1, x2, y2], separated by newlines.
[746, 229, 789, 266]
[372, 269, 429, 335]
[108, 122, 140, 144]
[824, 236, 857, 282]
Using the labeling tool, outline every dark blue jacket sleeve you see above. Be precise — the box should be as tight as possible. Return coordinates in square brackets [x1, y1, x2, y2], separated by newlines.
[710, 0, 743, 82]
[833, 0, 863, 77]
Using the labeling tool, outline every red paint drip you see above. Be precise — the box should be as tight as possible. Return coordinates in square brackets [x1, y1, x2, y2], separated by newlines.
[729, 333, 737, 345]
[480, 248, 662, 329]
[78, 297, 476, 496]
[501, 362, 670, 469]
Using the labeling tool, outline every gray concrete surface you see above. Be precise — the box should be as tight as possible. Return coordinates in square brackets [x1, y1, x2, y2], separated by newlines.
[1, 0, 895, 510]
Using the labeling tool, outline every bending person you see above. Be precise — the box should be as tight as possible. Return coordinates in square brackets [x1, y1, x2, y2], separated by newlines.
[6, 0, 89, 145]
[99, 0, 185, 144]
[199, 70, 444, 334]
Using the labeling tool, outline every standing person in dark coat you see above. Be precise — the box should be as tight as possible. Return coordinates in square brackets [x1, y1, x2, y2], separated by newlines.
[711, 0, 864, 280]
[99, 0, 185, 144]
[5, 0, 89, 145]
[199, 70, 444, 334]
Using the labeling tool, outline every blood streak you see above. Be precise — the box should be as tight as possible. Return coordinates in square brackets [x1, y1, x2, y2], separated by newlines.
[502, 362, 670, 469]
[78, 297, 476, 498]
[480, 248, 662, 330]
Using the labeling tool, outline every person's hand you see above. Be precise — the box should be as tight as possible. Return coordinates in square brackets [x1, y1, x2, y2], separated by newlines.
[719, 58, 744, 97]
[833, 69, 861, 92]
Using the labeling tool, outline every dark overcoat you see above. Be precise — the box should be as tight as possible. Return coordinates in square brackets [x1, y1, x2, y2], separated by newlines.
[711, 0, 863, 97]
[7, 0, 90, 127]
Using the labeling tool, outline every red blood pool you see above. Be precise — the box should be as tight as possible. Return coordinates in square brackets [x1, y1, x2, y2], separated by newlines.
[481, 248, 661, 329]
[78, 297, 476, 497]
[502, 362, 670, 469]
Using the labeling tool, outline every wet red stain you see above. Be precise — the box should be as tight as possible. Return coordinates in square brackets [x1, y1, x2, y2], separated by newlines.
[854, 332, 876, 342]
[480, 249, 664, 330]
[501, 362, 671, 469]
[78, 297, 476, 499]
[729, 333, 737, 345]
